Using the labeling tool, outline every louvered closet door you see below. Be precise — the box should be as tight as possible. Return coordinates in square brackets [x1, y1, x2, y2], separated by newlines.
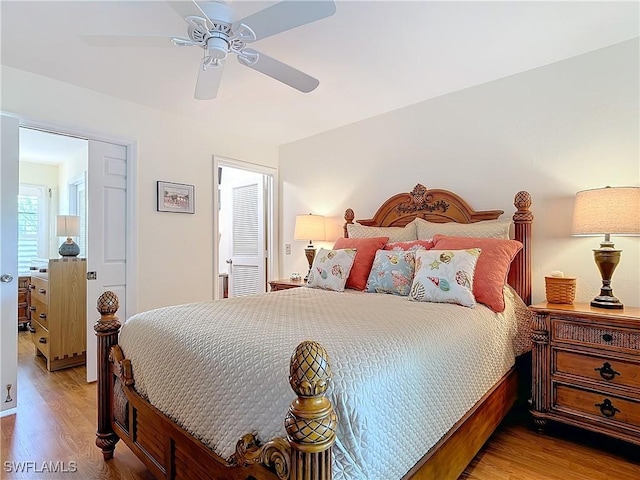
[229, 181, 265, 297]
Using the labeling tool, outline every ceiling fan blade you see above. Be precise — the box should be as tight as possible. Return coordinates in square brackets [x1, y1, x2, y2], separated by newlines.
[168, 1, 211, 23]
[81, 34, 174, 48]
[234, 1, 336, 41]
[195, 59, 225, 100]
[238, 49, 319, 93]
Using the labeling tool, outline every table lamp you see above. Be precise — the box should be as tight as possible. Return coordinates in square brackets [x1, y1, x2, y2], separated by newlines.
[56, 215, 81, 257]
[571, 186, 640, 309]
[294, 214, 326, 281]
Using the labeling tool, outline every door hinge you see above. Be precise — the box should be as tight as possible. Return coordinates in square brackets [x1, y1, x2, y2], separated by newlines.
[87, 271, 97, 280]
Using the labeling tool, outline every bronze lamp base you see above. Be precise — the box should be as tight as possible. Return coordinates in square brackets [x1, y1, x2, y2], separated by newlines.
[304, 244, 316, 282]
[591, 239, 623, 310]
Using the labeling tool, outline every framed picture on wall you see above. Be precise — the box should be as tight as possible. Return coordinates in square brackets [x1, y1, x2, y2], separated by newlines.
[157, 181, 195, 214]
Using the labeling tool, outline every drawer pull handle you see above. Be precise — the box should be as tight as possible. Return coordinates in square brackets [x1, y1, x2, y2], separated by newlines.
[594, 362, 620, 381]
[602, 333, 613, 342]
[38, 288, 46, 294]
[595, 398, 620, 418]
[38, 313, 47, 320]
[29, 306, 36, 311]
[28, 285, 35, 290]
[38, 337, 47, 344]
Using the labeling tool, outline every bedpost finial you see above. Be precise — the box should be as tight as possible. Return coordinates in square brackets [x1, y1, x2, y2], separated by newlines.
[513, 191, 533, 222]
[98, 291, 119, 316]
[344, 208, 354, 223]
[289, 341, 332, 397]
[514, 191, 532, 209]
[285, 341, 337, 454]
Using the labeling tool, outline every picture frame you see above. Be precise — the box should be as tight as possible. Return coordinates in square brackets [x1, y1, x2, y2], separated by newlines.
[157, 181, 195, 214]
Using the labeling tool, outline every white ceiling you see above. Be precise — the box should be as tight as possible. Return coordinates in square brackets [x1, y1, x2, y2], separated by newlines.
[2, 1, 639, 145]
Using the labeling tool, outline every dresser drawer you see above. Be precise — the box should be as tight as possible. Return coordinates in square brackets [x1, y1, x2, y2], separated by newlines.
[30, 298, 49, 330]
[30, 276, 49, 304]
[552, 318, 640, 354]
[555, 384, 640, 428]
[31, 320, 50, 359]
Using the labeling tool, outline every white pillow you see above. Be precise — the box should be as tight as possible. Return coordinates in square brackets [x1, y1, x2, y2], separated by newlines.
[414, 218, 511, 240]
[409, 248, 481, 307]
[306, 248, 357, 292]
[347, 221, 417, 242]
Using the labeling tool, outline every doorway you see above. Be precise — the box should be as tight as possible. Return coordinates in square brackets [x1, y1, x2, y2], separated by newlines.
[1, 118, 135, 415]
[214, 157, 277, 298]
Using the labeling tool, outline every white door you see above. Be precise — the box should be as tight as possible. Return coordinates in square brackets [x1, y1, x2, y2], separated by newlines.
[229, 179, 266, 297]
[1, 115, 19, 412]
[86, 140, 127, 382]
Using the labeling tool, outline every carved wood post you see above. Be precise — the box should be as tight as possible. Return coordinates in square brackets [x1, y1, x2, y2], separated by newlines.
[531, 312, 550, 432]
[94, 291, 121, 459]
[343, 208, 354, 238]
[509, 191, 533, 305]
[285, 341, 338, 480]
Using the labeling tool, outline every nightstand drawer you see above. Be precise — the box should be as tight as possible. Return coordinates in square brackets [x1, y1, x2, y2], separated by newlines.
[553, 319, 640, 354]
[555, 350, 640, 389]
[31, 319, 50, 359]
[30, 276, 49, 304]
[555, 384, 640, 428]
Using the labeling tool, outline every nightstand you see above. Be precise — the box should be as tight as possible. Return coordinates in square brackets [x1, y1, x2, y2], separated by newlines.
[268, 279, 305, 292]
[529, 302, 640, 445]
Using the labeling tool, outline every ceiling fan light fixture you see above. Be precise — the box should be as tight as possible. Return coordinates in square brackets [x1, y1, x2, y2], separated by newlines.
[206, 36, 229, 60]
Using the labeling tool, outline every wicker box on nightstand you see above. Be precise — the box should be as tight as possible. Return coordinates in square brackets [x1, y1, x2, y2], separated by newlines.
[529, 302, 640, 445]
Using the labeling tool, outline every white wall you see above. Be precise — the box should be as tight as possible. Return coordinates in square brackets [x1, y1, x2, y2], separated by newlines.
[2, 66, 278, 312]
[279, 39, 640, 306]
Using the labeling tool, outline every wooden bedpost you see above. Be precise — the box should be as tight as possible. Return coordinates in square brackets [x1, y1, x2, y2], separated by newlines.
[94, 291, 121, 460]
[509, 191, 533, 305]
[285, 341, 338, 480]
[343, 208, 354, 238]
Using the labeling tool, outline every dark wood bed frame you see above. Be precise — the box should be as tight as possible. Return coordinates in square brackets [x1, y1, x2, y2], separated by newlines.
[95, 184, 533, 480]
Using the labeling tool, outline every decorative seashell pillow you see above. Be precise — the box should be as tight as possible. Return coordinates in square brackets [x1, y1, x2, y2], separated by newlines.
[409, 248, 481, 307]
[366, 249, 415, 296]
[306, 248, 357, 292]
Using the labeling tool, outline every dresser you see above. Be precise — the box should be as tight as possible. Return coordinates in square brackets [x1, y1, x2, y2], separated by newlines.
[30, 258, 87, 371]
[268, 278, 305, 291]
[530, 302, 640, 445]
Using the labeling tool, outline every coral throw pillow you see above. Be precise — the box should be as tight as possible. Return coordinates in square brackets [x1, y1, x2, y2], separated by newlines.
[432, 235, 523, 312]
[334, 236, 389, 290]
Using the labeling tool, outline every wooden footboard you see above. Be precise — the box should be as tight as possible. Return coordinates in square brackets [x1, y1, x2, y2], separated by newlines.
[95, 292, 336, 480]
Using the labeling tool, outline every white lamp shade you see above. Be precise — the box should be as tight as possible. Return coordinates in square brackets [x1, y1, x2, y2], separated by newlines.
[56, 215, 80, 237]
[294, 214, 326, 241]
[572, 186, 640, 236]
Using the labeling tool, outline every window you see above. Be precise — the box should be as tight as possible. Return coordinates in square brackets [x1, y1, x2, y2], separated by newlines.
[18, 184, 48, 273]
[69, 174, 87, 258]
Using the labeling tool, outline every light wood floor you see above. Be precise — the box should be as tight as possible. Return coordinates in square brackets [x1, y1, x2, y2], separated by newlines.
[2, 330, 639, 480]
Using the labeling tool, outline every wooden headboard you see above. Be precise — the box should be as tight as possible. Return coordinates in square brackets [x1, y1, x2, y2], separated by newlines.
[344, 184, 533, 304]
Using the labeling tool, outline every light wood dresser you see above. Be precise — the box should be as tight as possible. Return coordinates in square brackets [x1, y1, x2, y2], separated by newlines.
[30, 258, 87, 371]
[530, 302, 640, 445]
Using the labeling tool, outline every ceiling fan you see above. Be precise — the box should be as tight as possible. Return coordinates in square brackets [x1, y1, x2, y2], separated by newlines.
[84, 1, 336, 99]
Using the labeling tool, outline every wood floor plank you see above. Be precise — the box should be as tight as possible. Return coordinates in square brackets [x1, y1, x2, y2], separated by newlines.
[2, 331, 639, 479]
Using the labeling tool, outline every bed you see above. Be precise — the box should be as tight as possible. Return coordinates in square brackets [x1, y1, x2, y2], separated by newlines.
[95, 184, 534, 480]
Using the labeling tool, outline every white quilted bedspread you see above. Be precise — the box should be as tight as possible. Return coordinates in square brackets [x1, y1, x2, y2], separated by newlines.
[119, 287, 531, 480]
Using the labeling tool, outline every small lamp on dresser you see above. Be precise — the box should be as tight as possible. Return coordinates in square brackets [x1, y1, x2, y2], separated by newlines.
[56, 215, 81, 257]
[294, 213, 326, 282]
[571, 186, 640, 309]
